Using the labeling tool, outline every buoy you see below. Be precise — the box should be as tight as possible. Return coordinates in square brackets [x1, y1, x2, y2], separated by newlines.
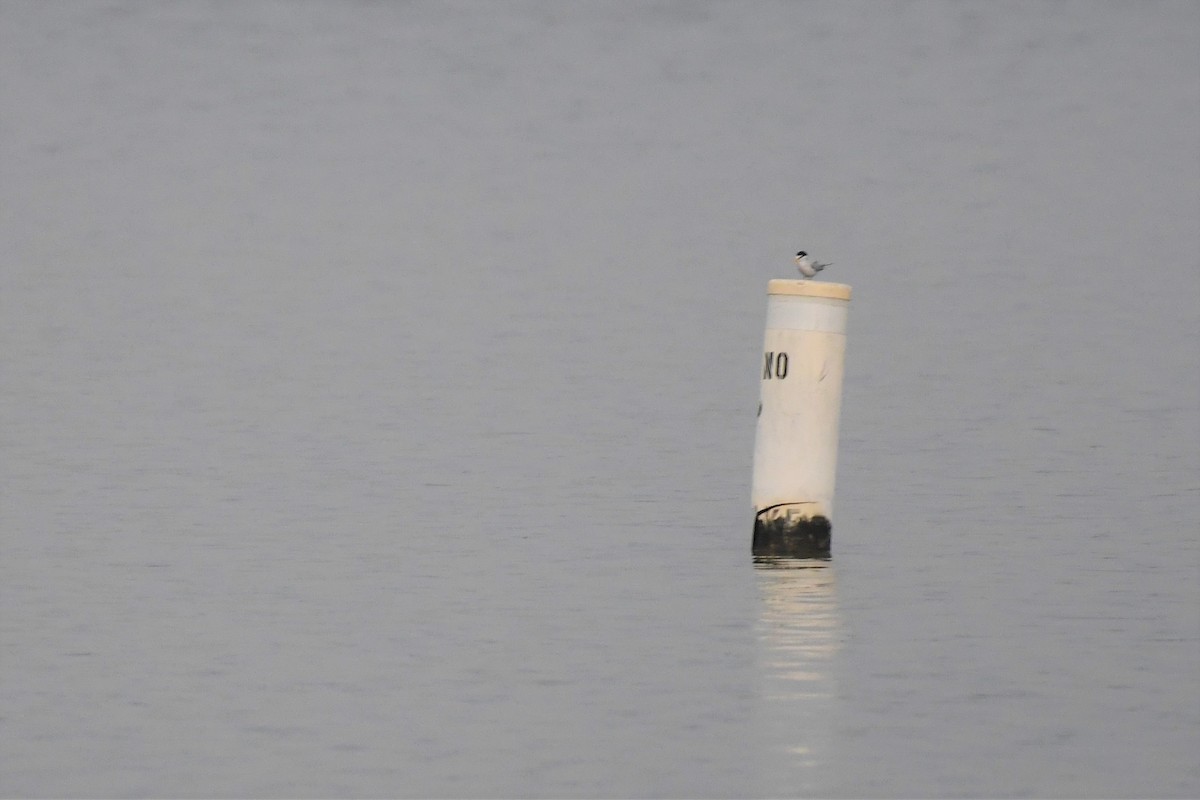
[751, 279, 851, 556]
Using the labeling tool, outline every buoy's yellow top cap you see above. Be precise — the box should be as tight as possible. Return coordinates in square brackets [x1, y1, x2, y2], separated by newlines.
[767, 279, 852, 300]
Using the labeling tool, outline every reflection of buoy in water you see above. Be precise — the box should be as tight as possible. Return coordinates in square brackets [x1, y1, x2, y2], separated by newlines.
[751, 279, 851, 556]
[754, 559, 840, 788]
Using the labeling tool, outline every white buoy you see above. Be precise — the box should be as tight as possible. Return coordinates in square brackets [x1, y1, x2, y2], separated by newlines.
[751, 279, 851, 556]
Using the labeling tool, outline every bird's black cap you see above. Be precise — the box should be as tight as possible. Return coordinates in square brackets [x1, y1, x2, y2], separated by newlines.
[796, 251, 806, 257]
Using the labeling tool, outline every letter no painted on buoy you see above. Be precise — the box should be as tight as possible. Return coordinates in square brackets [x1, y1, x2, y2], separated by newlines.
[752, 279, 851, 556]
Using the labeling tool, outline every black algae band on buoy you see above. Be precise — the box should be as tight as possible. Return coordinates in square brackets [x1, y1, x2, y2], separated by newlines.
[751, 280, 851, 556]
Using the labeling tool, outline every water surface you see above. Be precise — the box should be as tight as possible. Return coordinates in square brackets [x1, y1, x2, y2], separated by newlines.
[2, 2, 1197, 796]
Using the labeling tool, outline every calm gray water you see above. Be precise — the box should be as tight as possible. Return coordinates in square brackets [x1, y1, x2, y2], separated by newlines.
[3, 2, 1197, 797]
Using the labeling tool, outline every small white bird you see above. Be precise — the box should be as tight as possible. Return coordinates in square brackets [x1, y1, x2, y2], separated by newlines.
[795, 251, 831, 279]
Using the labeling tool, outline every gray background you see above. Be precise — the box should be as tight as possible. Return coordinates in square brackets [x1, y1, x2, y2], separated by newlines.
[3, 1, 1197, 797]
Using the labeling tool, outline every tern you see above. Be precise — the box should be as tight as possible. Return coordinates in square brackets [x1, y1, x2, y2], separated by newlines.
[795, 251, 831, 279]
